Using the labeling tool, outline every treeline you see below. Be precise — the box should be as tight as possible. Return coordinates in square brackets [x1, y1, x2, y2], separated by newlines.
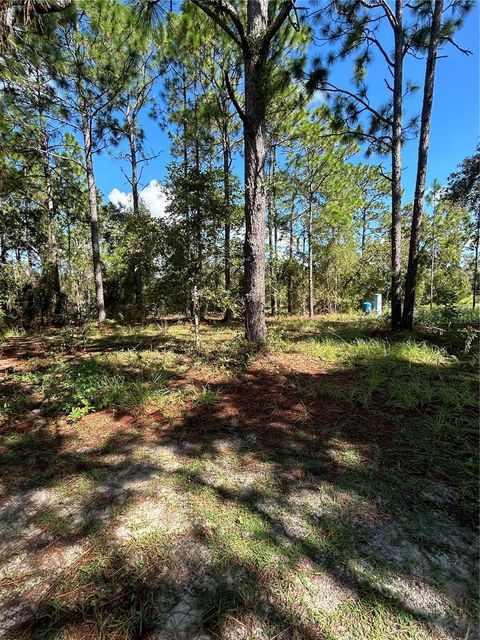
[0, 0, 478, 345]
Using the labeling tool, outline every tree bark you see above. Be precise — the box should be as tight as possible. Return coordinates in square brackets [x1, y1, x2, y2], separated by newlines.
[192, 0, 295, 348]
[269, 144, 278, 315]
[242, 2, 268, 347]
[402, 0, 443, 330]
[40, 126, 62, 321]
[267, 147, 277, 316]
[222, 130, 233, 320]
[361, 207, 367, 256]
[0, 230, 6, 264]
[429, 197, 436, 310]
[307, 197, 314, 318]
[129, 122, 140, 217]
[390, 0, 404, 330]
[127, 117, 144, 313]
[81, 109, 106, 323]
[287, 202, 294, 314]
[473, 211, 479, 309]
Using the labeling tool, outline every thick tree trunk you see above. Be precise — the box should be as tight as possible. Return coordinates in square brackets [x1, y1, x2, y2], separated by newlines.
[243, 102, 267, 345]
[193, 0, 294, 346]
[402, 0, 443, 330]
[390, 0, 404, 330]
[242, 4, 268, 348]
[308, 198, 314, 318]
[81, 110, 106, 323]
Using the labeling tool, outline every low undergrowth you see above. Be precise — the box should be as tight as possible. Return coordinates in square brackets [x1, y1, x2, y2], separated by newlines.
[0, 314, 477, 640]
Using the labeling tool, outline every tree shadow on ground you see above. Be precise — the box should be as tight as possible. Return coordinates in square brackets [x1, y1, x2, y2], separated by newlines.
[1, 336, 478, 639]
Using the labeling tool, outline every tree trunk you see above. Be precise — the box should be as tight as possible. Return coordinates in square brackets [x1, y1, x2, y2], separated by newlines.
[402, 0, 444, 330]
[81, 110, 106, 323]
[361, 207, 367, 256]
[192, 284, 201, 349]
[287, 203, 294, 314]
[128, 118, 144, 314]
[192, 0, 295, 346]
[42, 130, 62, 321]
[473, 211, 480, 309]
[390, 0, 404, 330]
[129, 123, 140, 217]
[267, 144, 277, 316]
[0, 230, 6, 264]
[242, 4, 268, 348]
[429, 199, 436, 310]
[308, 198, 314, 318]
[44, 168, 62, 319]
[223, 131, 233, 321]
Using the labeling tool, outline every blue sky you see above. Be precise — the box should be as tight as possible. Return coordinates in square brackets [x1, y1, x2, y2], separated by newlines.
[95, 1, 479, 210]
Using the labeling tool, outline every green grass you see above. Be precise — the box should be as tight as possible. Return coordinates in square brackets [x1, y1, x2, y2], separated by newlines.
[0, 314, 478, 640]
[37, 355, 174, 419]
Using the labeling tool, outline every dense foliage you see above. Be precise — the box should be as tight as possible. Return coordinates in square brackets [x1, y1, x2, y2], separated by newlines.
[0, 0, 476, 335]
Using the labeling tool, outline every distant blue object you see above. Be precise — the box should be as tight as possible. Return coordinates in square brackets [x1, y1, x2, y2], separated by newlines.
[362, 301, 372, 314]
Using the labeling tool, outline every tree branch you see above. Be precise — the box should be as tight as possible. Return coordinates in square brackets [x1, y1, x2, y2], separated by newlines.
[445, 36, 472, 55]
[190, 0, 249, 53]
[262, 0, 296, 51]
[224, 70, 245, 123]
[31, 0, 72, 14]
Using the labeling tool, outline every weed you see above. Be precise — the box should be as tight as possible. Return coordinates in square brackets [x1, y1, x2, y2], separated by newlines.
[41, 358, 171, 419]
[195, 386, 220, 407]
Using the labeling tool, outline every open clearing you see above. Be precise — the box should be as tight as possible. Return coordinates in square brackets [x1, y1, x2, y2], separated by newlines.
[0, 316, 478, 640]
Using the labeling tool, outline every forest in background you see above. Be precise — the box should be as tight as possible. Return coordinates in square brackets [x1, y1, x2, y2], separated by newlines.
[0, 0, 478, 347]
[1, 3, 479, 638]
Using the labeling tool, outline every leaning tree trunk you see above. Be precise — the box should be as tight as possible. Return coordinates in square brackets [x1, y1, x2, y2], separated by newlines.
[402, 0, 444, 330]
[81, 109, 106, 323]
[243, 50, 267, 346]
[390, 0, 404, 330]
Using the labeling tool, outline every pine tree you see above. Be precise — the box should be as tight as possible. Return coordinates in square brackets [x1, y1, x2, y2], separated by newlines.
[53, 0, 139, 322]
[402, 0, 472, 329]
[186, 0, 300, 347]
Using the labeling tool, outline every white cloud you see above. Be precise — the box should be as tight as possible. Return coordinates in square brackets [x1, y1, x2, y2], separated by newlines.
[108, 187, 132, 210]
[140, 180, 169, 219]
[309, 89, 326, 107]
[108, 180, 169, 219]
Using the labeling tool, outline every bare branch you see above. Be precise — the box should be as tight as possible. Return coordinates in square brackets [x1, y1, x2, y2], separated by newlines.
[224, 69, 245, 123]
[444, 36, 472, 55]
